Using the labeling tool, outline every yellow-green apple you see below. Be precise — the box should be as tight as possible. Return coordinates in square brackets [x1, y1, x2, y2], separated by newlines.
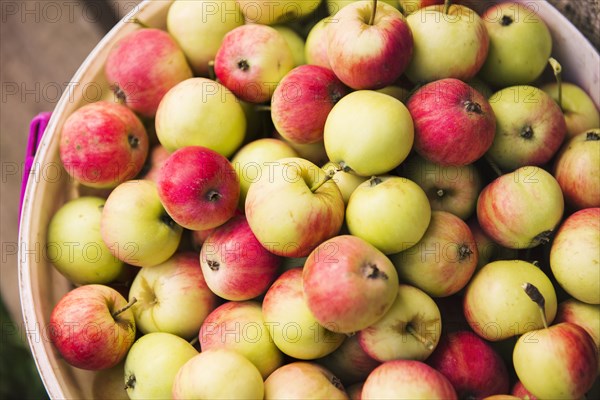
[463, 260, 557, 341]
[237, 0, 321, 25]
[282, 138, 330, 166]
[101, 180, 183, 267]
[511, 381, 538, 400]
[172, 349, 264, 399]
[391, 211, 478, 297]
[327, 0, 398, 15]
[362, 360, 457, 399]
[59, 101, 149, 188]
[272, 65, 349, 144]
[553, 130, 600, 209]
[105, 28, 192, 118]
[127, 252, 218, 339]
[550, 208, 600, 304]
[402, 155, 482, 220]
[398, 0, 443, 15]
[542, 82, 600, 139]
[157, 146, 240, 231]
[46, 197, 124, 285]
[273, 25, 306, 66]
[264, 362, 348, 399]
[305, 17, 332, 69]
[140, 145, 170, 183]
[346, 176, 431, 254]
[479, 2, 552, 87]
[155, 77, 246, 157]
[92, 362, 128, 400]
[124, 332, 198, 399]
[486, 86, 566, 171]
[324, 90, 414, 176]
[199, 301, 284, 378]
[406, 78, 496, 166]
[49, 284, 136, 370]
[245, 157, 344, 257]
[358, 284, 442, 361]
[327, 0, 413, 89]
[427, 331, 510, 399]
[513, 284, 598, 400]
[166, 0, 244, 76]
[555, 299, 600, 372]
[231, 138, 298, 206]
[324, 161, 368, 204]
[405, 4, 489, 83]
[214, 24, 294, 103]
[318, 334, 381, 386]
[303, 235, 399, 333]
[262, 268, 345, 359]
[376, 84, 410, 103]
[476, 166, 564, 249]
[200, 215, 281, 301]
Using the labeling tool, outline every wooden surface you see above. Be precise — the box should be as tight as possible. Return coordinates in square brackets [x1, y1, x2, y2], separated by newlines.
[0, 0, 598, 367]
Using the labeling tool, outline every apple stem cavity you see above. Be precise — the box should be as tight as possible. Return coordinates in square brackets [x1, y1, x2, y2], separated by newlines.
[111, 84, 127, 104]
[369, 176, 383, 187]
[361, 263, 389, 280]
[522, 282, 549, 329]
[464, 101, 483, 114]
[436, 189, 445, 198]
[587, 131, 600, 141]
[112, 297, 137, 319]
[368, 0, 378, 26]
[458, 244, 473, 261]
[237, 59, 250, 72]
[520, 126, 534, 140]
[444, 0, 452, 15]
[128, 134, 140, 149]
[206, 190, 222, 202]
[406, 324, 434, 351]
[207, 259, 220, 271]
[500, 15, 513, 26]
[549, 57, 563, 111]
[125, 374, 136, 391]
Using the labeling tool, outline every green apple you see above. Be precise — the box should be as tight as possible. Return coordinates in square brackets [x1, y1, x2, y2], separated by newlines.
[463, 260, 557, 341]
[172, 349, 264, 399]
[46, 196, 123, 285]
[479, 2, 552, 87]
[346, 176, 431, 254]
[264, 362, 348, 399]
[324, 90, 414, 176]
[124, 332, 198, 399]
[237, 0, 321, 25]
[231, 138, 298, 207]
[273, 25, 306, 66]
[101, 180, 183, 267]
[327, 0, 398, 15]
[376, 85, 410, 103]
[155, 77, 246, 157]
[199, 301, 284, 378]
[542, 82, 600, 139]
[166, 0, 244, 76]
[323, 161, 367, 204]
[305, 17, 331, 69]
[262, 268, 346, 360]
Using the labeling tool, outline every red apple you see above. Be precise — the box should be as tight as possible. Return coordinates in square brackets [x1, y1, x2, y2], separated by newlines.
[157, 146, 240, 231]
[264, 362, 348, 399]
[427, 331, 510, 399]
[511, 381, 538, 399]
[407, 78, 496, 166]
[49, 284, 136, 370]
[271, 65, 349, 145]
[318, 334, 381, 386]
[303, 235, 399, 333]
[200, 214, 281, 301]
[327, 0, 413, 89]
[555, 299, 600, 371]
[105, 28, 192, 118]
[59, 101, 149, 188]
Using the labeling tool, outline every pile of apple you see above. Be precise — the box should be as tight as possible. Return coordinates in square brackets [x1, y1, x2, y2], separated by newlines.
[44, 0, 600, 399]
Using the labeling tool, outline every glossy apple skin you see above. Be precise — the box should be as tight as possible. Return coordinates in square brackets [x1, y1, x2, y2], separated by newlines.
[513, 322, 598, 400]
[272, 65, 349, 145]
[476, 167, 564, 249]
[157, 146, 240, 231]
[542, 83, 600, 139]
[214, 24, 294, 103]
[407, 79, 496, 166]
[327, 1, 413, 90]
[303, 235, 399, 333]
[405, 4, 489, 83]
[60, 101, 149, 188]
[305, 18, 332, 69]
[427, 331, 510, 399]
[49, 284, 136, 370]
[391, 211, 478, 297]
[318, 334, 381, 386]
[550, 208, 600, 304]
[105, 28, 192, 118]
[553, 130, 600, 209]
[200, 215, 281, 301]
[264, 362, 348, 400]
[362, 360, 457, 399]
[464, 260, 557, 341]
[487, 86, 567, 171]
[555, 299, 600, 372]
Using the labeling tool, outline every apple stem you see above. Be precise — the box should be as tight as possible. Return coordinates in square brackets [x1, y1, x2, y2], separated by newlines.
[368, 0, 378, 26]
[444, 0, 452, 15]
[189, 336, 199, 347]
[522, 283, 549, 329]
[587, 131, 600, 141]
[548, 57, 563, 111]
[406, 324, 434, 351]
[131, 18, 150, 29]
[369, 176, 383, 187]
[255, 105, 272, 112]
[208, 60, 216, 81]
[310, 168, 337, 193]
[484, 155, 502, 177]
[112, 297, 137, 319]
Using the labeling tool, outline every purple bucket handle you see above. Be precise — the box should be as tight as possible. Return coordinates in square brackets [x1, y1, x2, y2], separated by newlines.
[20, 112, 52, 218]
